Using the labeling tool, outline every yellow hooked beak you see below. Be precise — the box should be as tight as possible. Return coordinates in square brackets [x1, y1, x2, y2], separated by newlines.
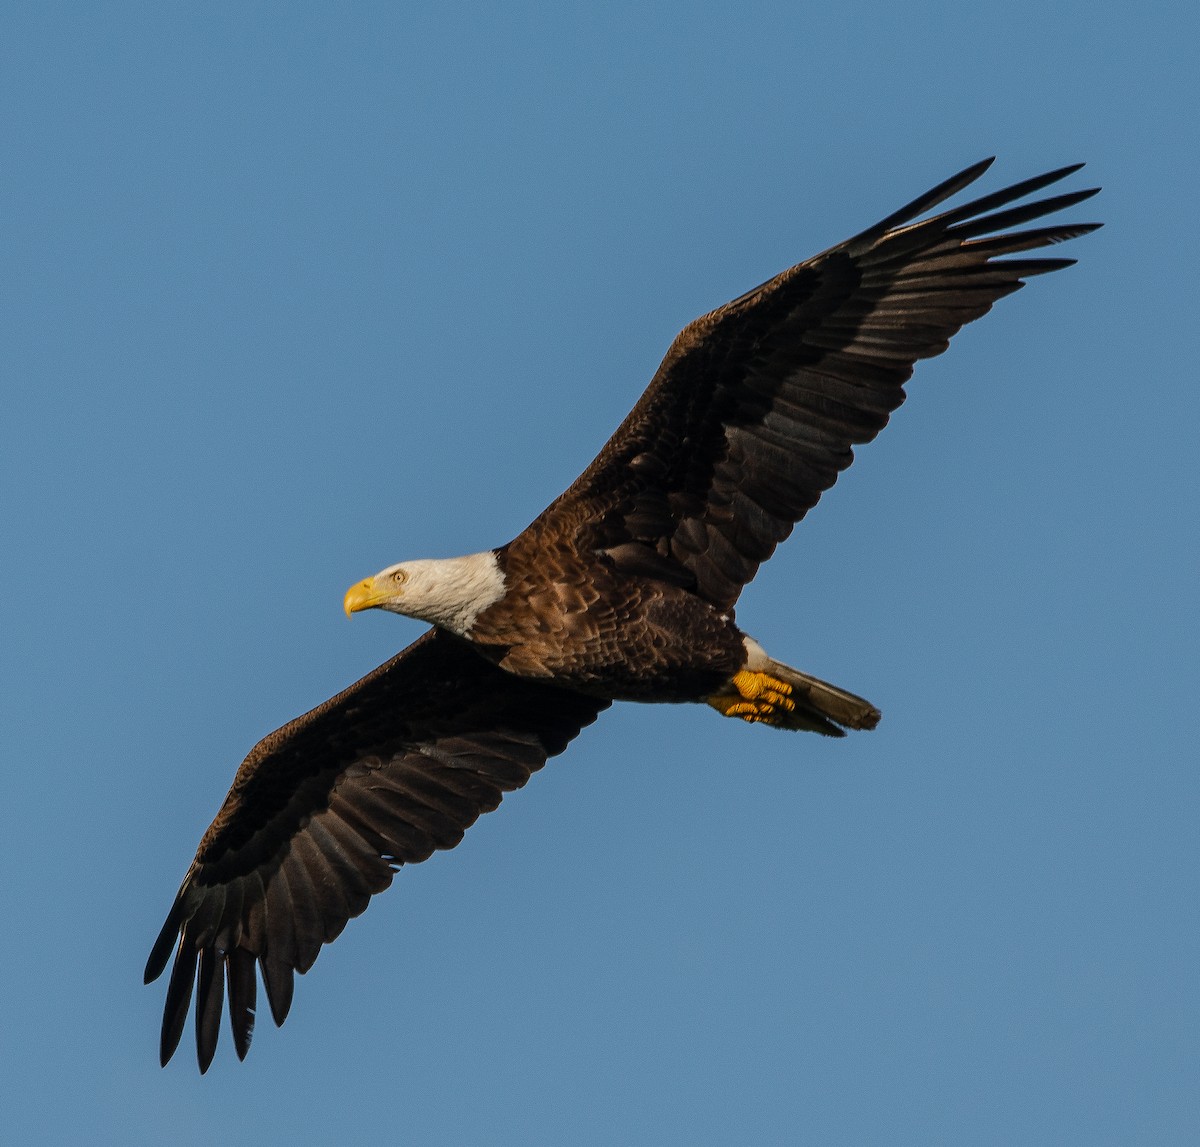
[343, 577, 390, 617]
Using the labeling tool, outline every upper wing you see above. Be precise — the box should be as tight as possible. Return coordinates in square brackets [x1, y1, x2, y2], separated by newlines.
[145, 627, 607, 1071]
[534, 159, 1100, 611]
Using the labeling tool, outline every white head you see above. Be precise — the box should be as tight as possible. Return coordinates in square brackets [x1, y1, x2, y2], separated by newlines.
[342, 551, 506, 637]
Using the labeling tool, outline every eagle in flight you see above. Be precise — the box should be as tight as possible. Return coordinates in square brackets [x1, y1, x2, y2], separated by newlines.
[146, 158, 1100, 1070]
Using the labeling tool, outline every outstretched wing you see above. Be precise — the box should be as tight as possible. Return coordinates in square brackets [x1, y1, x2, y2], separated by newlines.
[145, 627, 607, 1071]
[535, 159, 1100, 611]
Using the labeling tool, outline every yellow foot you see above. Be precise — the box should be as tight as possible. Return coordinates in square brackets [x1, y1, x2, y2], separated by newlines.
[706, 669, 796, 725]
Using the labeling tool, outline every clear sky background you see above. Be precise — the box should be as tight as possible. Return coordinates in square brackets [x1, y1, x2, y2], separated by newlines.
[2, 4, 1196, 1144]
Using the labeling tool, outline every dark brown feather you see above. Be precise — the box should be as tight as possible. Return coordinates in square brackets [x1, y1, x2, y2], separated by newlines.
[226, 947, 257, 1061]
[146, 628, 606, 1068]
[195, 948, 224, 1074]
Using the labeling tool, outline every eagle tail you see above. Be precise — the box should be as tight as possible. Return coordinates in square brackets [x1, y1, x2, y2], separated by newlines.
[706, 656, 881, 737]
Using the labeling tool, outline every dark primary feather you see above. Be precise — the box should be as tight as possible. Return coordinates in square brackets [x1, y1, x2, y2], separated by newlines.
[145, 628, 607, 1070]
[540, 159, 1100, 611]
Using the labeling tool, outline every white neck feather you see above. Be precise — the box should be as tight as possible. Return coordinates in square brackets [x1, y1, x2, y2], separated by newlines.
[378, 551, 506, 637]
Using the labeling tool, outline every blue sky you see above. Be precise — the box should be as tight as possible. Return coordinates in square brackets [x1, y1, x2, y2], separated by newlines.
[2, 4, 1196, 1144]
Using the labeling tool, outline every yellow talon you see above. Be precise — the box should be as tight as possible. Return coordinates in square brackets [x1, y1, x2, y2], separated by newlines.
[706, 669, 799, 726]
[731, 669, 792, 699]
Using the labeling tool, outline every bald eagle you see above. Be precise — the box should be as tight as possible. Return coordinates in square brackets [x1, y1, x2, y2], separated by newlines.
[146, 159, 1099, 1070]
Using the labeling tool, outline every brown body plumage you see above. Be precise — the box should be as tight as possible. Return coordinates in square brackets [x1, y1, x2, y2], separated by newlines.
[472, 528, 747, 700]
[147, 159, 1100, 1070]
